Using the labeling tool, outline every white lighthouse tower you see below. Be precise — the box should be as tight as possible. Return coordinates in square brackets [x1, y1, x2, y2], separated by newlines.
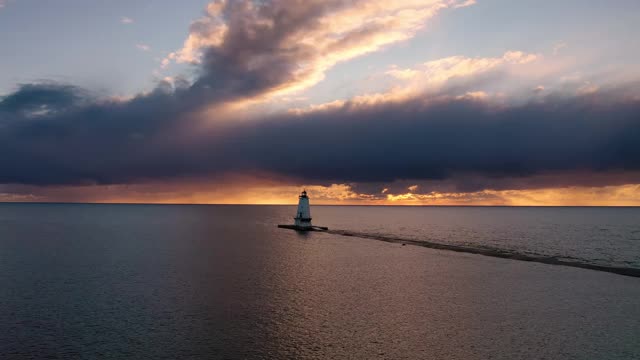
[278, 190, 327, 231]
[294, 190, 312, 228]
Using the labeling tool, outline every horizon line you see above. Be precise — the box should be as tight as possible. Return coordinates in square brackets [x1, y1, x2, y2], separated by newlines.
[1, 202, 639, 208]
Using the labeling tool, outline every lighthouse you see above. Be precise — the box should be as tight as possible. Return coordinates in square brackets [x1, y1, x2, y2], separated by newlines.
[294, 190, 312, 228]
[278, 190, 328, 231]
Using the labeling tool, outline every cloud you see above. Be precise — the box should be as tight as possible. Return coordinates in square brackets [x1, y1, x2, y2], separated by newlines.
[0, 83, 89, 117]
[386, 68, 421, 80]
[553, 41, 567, 55]
[1, 80, 639, 189]
[292, 50, 540, 113]
[386, 51, 538, 83]
[578, 82, 599, 95]
[349, 170, 640, 197]
[453, 0, 476, 9]
[163, 0, 473, 103]
[121, 17, 134, 24]
[3, 180, 640, 206]
[0, 0, 638, 204]
[379, 183, 640, 206]
[226, 90, 640, 187]
[136, 44, 151, 52]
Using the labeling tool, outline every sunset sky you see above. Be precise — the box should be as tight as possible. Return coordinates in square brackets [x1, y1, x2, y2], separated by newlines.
[1, 0, 639, 205]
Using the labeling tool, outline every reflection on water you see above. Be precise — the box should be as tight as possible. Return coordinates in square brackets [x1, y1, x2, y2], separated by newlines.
[0, 204, 638, 359]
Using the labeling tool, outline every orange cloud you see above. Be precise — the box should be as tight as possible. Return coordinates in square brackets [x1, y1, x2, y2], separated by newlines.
[385, 184, 640, 206]
[291, 50, 539, 113]
[386, 51, 539, 83]
[3, 181, 640, 206]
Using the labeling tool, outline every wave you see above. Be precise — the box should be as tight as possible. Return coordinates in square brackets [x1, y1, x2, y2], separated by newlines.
[326, 230, 640, 278]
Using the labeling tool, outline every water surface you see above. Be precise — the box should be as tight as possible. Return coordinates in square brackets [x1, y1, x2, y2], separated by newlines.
[0, 204, 638, 359]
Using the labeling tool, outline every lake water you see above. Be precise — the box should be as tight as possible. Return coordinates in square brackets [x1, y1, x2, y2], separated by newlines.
[316, 206, 640, 270]
[1, 204, 639, 359]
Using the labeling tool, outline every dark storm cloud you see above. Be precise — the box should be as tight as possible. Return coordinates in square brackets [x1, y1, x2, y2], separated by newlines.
[190, 0, 340, 102]
[348, 170, 640, 196]
[0, 83, 88, 117]
[180, 0, 448, 103]
[0, 0, 338, 185]
[219, 94, 640, 185]
[0, 82, 194, 185]
[1, 81, 639, 188]
[1, 1, 639, 190]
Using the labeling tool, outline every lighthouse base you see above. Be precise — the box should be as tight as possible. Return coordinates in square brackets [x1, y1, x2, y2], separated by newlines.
[278, 225, 329, 232]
